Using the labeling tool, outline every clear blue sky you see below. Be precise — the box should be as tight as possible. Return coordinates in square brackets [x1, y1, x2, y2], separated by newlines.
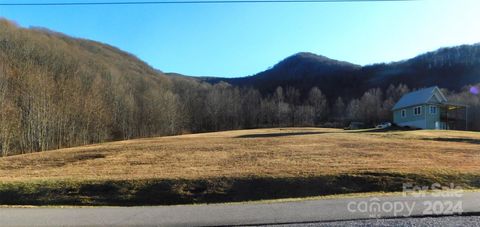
[1, 0, 480, 77]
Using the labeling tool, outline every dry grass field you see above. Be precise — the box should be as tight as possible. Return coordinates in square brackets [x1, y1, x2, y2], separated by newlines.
[0, 128, 479, 205]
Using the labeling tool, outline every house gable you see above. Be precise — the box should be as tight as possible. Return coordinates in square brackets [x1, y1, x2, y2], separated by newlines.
[392, 86, 447, 129]
[428, 94, 440, 103]
[427, 88, 447, 104]
[392, 86, 447, 111]
[392, 86, 467, 130]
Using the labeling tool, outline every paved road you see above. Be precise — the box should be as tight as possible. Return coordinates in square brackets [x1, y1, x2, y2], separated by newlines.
[0, 192, 478, 226]
[275, 215, 480, 226]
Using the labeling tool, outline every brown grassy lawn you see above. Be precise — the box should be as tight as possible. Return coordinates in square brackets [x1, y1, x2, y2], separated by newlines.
[0, 128, 479, 205]
[1, 128, 479, 181]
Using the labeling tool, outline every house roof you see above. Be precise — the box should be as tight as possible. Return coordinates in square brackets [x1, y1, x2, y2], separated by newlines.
[392, 86, 447, 110]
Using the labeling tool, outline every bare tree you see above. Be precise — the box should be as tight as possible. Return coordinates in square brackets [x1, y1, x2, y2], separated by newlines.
[346, 99, 361, 121]
[333, 97, 346, 123]
[359, 88, 383, 124]
[307, 87, 328, 124]
[285, 87, 300, 126]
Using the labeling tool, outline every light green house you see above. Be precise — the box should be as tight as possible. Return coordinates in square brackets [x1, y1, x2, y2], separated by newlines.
[392, 86, 467, 130]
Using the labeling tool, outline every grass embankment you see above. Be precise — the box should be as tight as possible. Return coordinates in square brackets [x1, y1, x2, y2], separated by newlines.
[0, 128, 479, 205]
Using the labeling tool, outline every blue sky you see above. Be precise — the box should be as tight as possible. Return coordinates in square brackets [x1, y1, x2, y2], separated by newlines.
[1, 0, 480, 77]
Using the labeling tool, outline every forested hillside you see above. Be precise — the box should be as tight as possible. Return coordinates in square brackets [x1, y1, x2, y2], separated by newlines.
[206, 45, 480, 99]
[0, 19, 185, 155]
[209, 52, 364, 100]
[202, 45, 480, 132]
[0, 18, 479, 157]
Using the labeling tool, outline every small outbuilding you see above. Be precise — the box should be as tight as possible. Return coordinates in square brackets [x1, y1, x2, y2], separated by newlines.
[392, 86, 467, 130]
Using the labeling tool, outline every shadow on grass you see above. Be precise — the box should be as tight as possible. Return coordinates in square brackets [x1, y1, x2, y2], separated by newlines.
[422, 137, 480, 145]
[236, 132, 329, 138]
[227, 126, 419, 138]
[347, 127, 419, 133]
[1, 173, 478, 206]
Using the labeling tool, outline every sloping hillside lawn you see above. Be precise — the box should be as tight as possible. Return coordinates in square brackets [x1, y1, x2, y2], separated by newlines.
[0, 128, 479, 205]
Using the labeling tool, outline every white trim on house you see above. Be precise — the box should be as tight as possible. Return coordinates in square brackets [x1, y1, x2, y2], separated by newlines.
[425, 105, 428, 128]
[427, 87, 447, 103]
[429, 105, 437, 115]
[428, 94, 440, 103]
[392, 86, 445, 111]
[413, 106, 422, 116]
[435, 87, 448, 102]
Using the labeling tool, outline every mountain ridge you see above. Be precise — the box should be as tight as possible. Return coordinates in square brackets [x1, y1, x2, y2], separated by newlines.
[201, 43, 480, 99]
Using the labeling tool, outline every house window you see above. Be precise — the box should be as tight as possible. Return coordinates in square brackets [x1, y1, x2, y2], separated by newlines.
[414, 106, 422, 116]
[430, 106, 437, 115]
[401, 109, 407, 118]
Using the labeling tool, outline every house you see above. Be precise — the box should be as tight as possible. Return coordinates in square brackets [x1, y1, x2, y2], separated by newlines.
[392, 86, 468, 130]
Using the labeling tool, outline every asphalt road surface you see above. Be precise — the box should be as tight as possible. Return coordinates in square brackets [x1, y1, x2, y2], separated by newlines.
[274, 215, 480, 226]
[0, 192, 479, 226]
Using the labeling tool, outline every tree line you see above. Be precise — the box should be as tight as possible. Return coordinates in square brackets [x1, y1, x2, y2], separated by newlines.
[0, 19, 479, 156]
